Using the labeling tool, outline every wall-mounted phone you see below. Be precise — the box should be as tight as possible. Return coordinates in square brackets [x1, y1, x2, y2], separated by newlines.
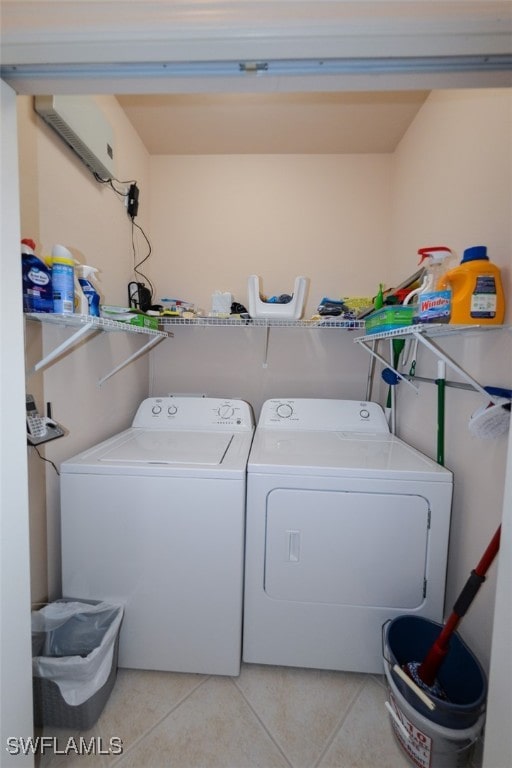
[26, 394, 65, 445]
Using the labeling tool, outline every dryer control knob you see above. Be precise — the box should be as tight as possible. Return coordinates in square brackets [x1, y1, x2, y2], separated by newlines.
[218, 404, 235, 419]
[152, 405, 162, 415]
[359, 409, 370, 419]
[276, 403, 293, 419]
[168, 405, 178, 416]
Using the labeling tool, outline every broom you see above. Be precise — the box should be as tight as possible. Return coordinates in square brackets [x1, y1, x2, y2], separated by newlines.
[405, 525, 501, 694]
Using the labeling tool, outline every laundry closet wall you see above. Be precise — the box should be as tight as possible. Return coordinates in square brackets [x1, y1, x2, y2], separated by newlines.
[18, 94, 152, 601]
[148, 153, 389, 412]
[389, 88, 511, 670]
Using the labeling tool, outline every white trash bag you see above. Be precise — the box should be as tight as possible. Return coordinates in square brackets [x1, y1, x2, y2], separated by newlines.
[32, 601, 123, 706]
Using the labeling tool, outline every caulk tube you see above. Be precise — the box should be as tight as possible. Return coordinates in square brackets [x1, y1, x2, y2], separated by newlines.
[76, 264, 100, 317]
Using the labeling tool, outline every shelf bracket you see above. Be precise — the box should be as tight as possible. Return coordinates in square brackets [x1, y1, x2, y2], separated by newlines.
[27, 321, 97, 376]
[98, 334, 165, 386]
[355, 336, 419, 392]
[262, 326, 270, 368]
[407, 329, 504, 404]
[26, 313, 172, 384]
[355, 325, 508, 406]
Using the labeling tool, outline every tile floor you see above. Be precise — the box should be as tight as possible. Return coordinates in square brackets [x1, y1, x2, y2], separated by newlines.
[37, 664, 484, 768]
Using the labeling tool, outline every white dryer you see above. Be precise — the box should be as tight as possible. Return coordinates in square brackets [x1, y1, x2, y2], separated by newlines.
[61, 397, 254, 676]
[243, 398, 453, 674]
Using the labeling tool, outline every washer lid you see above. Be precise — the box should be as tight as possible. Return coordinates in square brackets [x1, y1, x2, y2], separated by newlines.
[98, 430, 233, 465]
[61, 428, 253, 477]
[248, 429, 452, 481]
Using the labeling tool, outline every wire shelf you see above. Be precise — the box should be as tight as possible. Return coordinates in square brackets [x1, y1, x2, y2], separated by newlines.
[158, 316, 366, 329]
[26, 312, 170, 338]
[353, 323, 507, 343]
[25, 312, 171, 383]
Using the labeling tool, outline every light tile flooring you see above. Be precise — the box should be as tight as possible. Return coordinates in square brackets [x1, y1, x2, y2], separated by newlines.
[38, 664, 483, 768]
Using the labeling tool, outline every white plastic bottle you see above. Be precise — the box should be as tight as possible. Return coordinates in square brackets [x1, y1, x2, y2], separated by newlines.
[75, 264, 101, 316]
[51, 244, 75, 315]
[74, 268, 88, 314]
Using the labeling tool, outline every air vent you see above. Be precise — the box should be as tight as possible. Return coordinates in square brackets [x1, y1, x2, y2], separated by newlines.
[34, 95, 115, 180]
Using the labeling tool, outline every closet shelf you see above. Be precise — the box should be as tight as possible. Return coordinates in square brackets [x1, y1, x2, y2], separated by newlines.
[354, 323, 509, 406]
[26, 312, 170, 336]
[159, 317, 366, 329]
[353, 323, 506, 343]
[158, 316, 365, 368]
[25, 312, 172, 385]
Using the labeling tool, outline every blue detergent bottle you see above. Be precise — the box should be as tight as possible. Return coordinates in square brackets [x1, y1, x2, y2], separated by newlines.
[76, 264, 101, 316]
[21, 238, 53, 313]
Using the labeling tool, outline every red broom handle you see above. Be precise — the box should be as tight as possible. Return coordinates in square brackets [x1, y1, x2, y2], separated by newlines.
[418, 525, 501, 686]
[475, 526, 501, 576]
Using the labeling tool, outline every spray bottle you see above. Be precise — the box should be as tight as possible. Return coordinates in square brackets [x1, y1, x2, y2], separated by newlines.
[74, 267, 88, 315]
[75, 264, 101, 317]
[404, 246, 455, 324]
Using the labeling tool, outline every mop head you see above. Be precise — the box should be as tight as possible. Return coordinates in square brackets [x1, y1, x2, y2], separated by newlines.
[403, 661, 449, 701]
[468, 398, 511, 439]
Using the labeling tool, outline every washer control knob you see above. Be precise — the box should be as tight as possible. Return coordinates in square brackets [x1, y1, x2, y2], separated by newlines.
[218, 404, 235, 419]
[168, 405, 178, 416]
[276, 403, 293, 419]
[152, 405, 162, 415]
[359, 409, 370, 419]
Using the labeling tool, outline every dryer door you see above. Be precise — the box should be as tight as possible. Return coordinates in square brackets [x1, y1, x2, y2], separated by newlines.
[264, 488, 430, 609]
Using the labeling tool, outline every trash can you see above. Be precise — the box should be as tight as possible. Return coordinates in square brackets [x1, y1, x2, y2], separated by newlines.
[32, 600, 123, 729]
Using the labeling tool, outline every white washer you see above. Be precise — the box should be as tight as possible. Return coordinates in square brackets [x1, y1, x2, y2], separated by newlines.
[243, 398, 453, 674]
[61, 396, 254, 676]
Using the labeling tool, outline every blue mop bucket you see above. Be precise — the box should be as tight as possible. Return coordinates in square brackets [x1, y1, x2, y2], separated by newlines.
[383, 616, 487, 729]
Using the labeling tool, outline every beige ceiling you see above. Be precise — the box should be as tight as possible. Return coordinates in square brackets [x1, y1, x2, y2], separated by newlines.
[117, 91, 429, 155]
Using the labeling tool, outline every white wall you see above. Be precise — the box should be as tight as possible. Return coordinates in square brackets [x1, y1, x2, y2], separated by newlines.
[1, 80, 34, 768]
[483, 421, 512, 767]
[390, 88, 512, 673]
[17, 94, 156, 600]
[148, 154, 390, 414]
[390, 89, 511, 291]
[148, 154, 392, 315]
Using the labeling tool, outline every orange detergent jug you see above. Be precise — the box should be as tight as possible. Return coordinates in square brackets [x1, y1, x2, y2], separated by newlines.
[438, 246, 505, 325]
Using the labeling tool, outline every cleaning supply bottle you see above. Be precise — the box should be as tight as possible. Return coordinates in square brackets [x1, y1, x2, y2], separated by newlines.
[74, 268, 88, 314]
[75, 264, 101, 317]
[374, 283, 384, 310]
[438, 245, 505, 325]
[21, 238, 53, 313]
[51, 245, 75, 315]
[404, 246, 454, 324]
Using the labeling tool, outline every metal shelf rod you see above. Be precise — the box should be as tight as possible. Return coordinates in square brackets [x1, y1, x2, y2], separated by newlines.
[98, 335, 165, 386]
[410, 330, 503, 405]
[26, 313, 171, 383]
[355, 324, 508, 406]
[28, 321, 96, 375]
[355, 336, 419, 392]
